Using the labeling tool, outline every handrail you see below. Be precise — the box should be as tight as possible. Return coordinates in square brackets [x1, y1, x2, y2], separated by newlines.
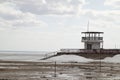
[59, 49, 120, 53]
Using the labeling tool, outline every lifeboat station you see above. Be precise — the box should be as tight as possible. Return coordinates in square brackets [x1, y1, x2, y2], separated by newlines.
[57, 31, 120, 59]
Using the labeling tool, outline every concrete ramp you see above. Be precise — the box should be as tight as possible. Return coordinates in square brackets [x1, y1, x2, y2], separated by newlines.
[40, 52, 57, 60]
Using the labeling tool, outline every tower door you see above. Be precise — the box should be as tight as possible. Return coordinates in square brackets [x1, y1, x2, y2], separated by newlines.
[87, 44, 92, 50]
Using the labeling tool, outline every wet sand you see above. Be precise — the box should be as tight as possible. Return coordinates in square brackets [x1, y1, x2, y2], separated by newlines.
[0, 60, 120, 80]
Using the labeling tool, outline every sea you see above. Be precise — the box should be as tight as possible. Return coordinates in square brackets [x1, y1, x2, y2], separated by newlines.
[0, 51, 50, 61]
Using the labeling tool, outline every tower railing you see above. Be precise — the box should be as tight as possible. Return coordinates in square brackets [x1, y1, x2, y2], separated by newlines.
[82, 37, 103, 42]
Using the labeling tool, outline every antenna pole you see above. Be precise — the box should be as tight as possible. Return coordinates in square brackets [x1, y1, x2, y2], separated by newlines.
[87, 21, 89, 32]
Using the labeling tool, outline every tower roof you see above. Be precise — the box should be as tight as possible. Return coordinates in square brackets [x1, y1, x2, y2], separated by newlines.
[82, 31, 104, 34]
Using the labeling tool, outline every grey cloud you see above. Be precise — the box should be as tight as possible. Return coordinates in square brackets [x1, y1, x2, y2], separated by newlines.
[0, 1, 46, 29]
[10, 0, 86, 15]
[0, 0, 8, 3]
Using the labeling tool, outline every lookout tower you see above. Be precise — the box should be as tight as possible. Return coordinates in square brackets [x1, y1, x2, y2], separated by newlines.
[81, 32, 104, 50]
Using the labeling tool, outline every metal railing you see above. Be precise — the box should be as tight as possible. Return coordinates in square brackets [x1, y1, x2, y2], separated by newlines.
[60, 49, 120, 53]
[82, 37, 103, 42]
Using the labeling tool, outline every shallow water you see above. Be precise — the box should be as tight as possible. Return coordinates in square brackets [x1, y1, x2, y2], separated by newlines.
[0, 51, 47, 61]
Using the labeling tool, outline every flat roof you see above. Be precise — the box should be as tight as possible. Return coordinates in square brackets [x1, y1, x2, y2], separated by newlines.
[82, 31, 104, 34]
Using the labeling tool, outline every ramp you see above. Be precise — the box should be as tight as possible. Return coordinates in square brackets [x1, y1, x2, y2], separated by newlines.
[41, 51, 58, 60]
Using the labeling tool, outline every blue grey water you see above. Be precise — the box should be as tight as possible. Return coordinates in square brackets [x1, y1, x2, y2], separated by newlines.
[0, 51, 48, 61]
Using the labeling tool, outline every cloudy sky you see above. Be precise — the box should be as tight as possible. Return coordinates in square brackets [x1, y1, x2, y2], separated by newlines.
[0, 0, 120, 51]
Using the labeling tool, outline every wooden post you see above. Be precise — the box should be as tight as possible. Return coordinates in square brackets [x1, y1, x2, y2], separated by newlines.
[54, 61, 57, 77]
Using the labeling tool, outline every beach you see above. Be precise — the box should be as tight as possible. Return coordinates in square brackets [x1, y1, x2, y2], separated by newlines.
[0, 52, 120, 80]
[0, 60, 120, 80]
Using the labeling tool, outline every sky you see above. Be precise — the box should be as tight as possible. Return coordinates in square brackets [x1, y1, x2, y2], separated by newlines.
[0, 0, 120, 51]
